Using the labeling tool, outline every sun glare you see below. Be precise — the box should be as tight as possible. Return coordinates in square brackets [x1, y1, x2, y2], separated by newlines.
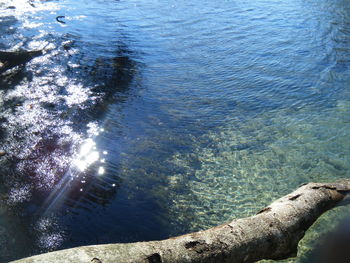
[73, 138, 100, 172]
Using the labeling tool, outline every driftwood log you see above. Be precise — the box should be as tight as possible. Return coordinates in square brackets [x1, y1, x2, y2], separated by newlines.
[13, 180, 350, 263]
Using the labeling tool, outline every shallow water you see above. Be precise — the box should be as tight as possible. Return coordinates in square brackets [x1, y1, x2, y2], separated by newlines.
[0, 0, 350, 262]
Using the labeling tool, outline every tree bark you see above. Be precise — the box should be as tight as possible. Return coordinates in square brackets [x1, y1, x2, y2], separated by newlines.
[12, 180, 350, 263]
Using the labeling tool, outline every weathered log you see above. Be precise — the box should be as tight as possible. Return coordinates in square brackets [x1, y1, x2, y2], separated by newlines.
[0, 50, 43, 74]
[12, 180, 350, 263]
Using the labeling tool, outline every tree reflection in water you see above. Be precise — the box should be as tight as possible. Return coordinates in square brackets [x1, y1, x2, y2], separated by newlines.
[0, 3, 139, 261]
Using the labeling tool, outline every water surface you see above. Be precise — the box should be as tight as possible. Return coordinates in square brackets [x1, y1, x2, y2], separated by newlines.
[0, 0, 350, 262]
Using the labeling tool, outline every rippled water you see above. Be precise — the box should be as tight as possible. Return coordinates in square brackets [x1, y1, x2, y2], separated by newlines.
[0, 0, 350, 262]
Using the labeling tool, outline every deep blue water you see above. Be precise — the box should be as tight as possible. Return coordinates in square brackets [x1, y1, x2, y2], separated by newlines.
[0, 0, 350, 262]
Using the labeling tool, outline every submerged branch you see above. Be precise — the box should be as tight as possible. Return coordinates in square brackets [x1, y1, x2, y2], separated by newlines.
[12, 180, 350, 263]
[0, 50, 43, 74]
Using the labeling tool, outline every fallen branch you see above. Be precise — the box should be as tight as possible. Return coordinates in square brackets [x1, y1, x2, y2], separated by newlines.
[12, 180, 350, 263]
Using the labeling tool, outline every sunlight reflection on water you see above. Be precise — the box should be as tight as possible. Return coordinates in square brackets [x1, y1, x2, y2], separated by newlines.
[73, 138, 100, 172]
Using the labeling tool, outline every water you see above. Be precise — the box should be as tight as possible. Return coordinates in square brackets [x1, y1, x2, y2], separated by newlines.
[0, 0, 350, 262]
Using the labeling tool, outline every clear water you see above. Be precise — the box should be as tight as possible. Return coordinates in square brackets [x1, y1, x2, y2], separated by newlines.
[0, 0, 350, 262]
